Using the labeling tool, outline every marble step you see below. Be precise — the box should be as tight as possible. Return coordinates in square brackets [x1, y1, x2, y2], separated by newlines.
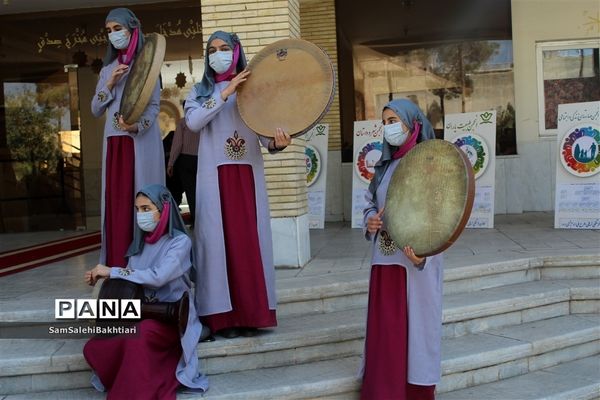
[439, 313, 600, 393]
[1, 308, 597, 396]
[2, 255, 598, 326]
[1, 357, 362, 400]
[443, 254, 600, 295]
[438, 355, 600, 400]
[442, 279, 599, 338]
[3, 314, 599, 399]
[1, 279, 595, 380]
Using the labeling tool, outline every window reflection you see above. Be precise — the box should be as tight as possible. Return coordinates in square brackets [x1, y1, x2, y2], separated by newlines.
[540, 45, 600, 132]
[353, 40, 517, 155]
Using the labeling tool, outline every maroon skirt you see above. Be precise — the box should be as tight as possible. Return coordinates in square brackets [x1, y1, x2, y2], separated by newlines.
[104, 136, 134, 268]
[83, 319, 182, 400]
[202, 164, 276, 332]
[361, 265, 436, 400]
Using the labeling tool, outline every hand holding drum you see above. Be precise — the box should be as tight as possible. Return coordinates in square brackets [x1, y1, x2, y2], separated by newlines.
[221, 69, 251, 101]
[367, 207, 384, 234]
[107, 64, 129, 90]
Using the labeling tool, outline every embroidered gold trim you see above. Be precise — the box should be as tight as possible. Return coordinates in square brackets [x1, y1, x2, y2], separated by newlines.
[202, 97, 216, 109]
[378, 230, 399, 256]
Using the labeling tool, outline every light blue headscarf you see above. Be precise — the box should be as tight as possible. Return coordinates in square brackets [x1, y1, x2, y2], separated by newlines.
[368, 98, 436, 198]
[193, 31, 247, 103]
[103, 8, 145, 66]
[126, 184, 187, 257]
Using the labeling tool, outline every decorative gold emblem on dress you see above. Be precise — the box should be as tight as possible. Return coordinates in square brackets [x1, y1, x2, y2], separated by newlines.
[378, 230, 399, 256]
[97, 91, 108, 102]
[202, 97, 216, 109]
[118, 268, 134, 276]
[112, 112, 121, 130]
[224, 131, 247, 160]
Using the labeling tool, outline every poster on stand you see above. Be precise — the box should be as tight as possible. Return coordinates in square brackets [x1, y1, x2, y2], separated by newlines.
[554, 101, 600, 229]
[351, 120, 383, 228]
[444, 110, 497, 228]
[304, 124, 329, 229]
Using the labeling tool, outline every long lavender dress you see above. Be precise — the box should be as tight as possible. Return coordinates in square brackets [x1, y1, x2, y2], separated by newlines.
[184, 82, 277, 319]
[362, 158, 444, 386]
[91, 59, 165, 264]
[84, 231, 208, 395]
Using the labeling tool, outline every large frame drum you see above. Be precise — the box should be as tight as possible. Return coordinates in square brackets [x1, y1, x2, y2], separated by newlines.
[237, 38, 335, 138]
[119, 33, 166, 125]
[385, 139, 475, 257]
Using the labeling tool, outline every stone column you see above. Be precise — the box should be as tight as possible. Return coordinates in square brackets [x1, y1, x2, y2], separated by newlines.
[78, 67, 104, 230]
[299, 0, 343, 222]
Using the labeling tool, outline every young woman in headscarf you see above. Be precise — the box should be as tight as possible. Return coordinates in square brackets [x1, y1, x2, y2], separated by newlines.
[91, 8, 165, 269]
[184, 31, 291, 338]
[84, 184, 208, 399]
[360, 99, 443, 400]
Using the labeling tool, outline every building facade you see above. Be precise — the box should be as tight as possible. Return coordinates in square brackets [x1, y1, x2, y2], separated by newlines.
[0, 0, 598, 264]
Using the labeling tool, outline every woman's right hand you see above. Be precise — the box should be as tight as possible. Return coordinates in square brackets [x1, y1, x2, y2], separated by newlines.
[85, 264, 111, 286]
[221, 69, 251, 101]
[84, 270, 97, 286]
[366, 208, 384, 234]
[106, 64, 129, 90]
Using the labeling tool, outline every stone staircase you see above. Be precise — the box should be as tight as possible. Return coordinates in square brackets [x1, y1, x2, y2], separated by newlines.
[0, 254, 599, 399]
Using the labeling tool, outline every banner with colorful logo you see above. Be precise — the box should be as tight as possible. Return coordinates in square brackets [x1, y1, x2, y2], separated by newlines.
[304, 124, 329, 229]
[352, 120, 383, 228]
[554, 101, 600, 229]
[444, 110, 497, 228]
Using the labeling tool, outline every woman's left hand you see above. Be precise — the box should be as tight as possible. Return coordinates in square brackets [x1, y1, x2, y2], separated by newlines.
[118, 116, 139, 134]
[403, 246, 425, 267]
[271, 128, 291, 150]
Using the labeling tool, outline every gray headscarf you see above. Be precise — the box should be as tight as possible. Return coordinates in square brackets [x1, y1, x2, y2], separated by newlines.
[126, 184, 188, 257]
[193, 31, 247, 103]
[368, 98, 436, 199]
[103, 8, 145, 66]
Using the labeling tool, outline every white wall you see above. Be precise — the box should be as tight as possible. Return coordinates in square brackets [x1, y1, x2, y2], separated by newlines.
[510, 0, 600, 211]
[325, 151, 345, 222]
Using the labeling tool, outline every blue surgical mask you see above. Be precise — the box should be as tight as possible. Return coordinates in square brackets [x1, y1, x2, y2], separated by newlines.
[383, 122, 409, 146]
[108, 30, 131, 50]
[136, 210, 158, 232]
[209, 50, 233, 74]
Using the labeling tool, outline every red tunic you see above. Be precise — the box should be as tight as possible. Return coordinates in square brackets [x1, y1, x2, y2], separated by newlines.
[104, 136, 134, 268]
[84, 319, 182, 400]
[202, 164, 276, 332]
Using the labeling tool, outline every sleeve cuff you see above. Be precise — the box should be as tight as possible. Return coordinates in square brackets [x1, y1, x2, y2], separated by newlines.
[110, 267, 134, 278]
[96, 86, 114, 104]
[414, 257, 427, 271]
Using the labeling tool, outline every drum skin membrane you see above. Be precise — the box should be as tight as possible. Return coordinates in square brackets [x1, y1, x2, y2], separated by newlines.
[385, 139, 475, 257]
[237, 38, 334, 138]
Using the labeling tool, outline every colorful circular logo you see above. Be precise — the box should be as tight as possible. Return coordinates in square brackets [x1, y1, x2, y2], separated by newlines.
[560, 125, 600, 177]
[305, 144, 321, 187]
[453, 134, 489, 179]
[355, 141, 383, 183]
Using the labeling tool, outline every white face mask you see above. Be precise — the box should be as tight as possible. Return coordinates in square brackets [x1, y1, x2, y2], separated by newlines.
[209, 50, 233, 74]
[108, 29, 131, 50]
[383, 122, 410, 146]
[136, 210, 158, 232]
